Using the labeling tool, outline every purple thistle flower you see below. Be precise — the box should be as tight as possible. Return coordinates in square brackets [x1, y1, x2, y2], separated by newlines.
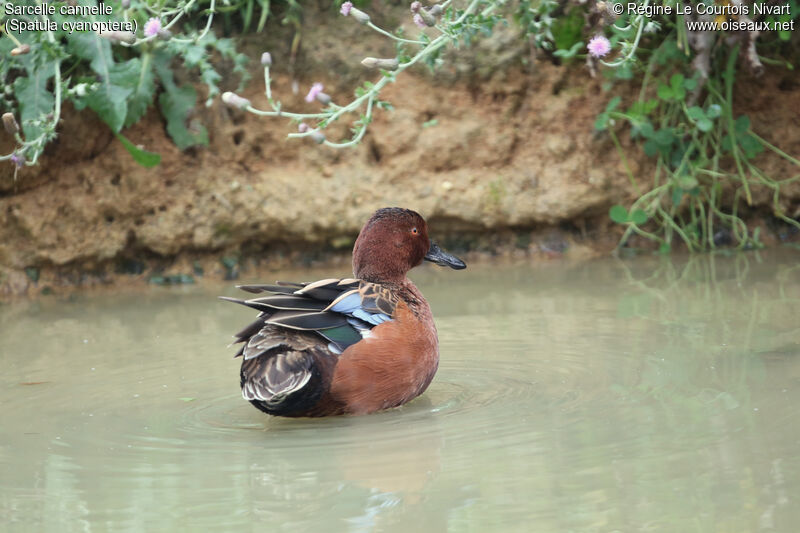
[413, 13, 426, 28]
[144, 17, 162, 38]
[340, 1, 352, 16]
[305, 83, 324, 103]
[410, 1, 421, 13]
[298, 123, 310, 133]
[587, 35, 611, 58]
[10, 153, 24, 168]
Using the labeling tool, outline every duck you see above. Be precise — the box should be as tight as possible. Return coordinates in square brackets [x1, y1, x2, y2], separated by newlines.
[221, 207, 466, 417]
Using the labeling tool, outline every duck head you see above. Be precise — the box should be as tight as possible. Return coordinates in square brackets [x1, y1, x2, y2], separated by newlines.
[353, 208, 466, 283]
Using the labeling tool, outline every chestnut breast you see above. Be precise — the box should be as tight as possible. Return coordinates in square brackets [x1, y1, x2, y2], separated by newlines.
[328, 300, 439, 415]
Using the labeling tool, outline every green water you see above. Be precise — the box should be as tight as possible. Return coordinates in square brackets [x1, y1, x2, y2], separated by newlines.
[1, 250, 800, 532]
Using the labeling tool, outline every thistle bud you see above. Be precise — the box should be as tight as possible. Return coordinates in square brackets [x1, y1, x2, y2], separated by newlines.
[298, 123, 309, 133]
[260, 52, 272, 67]
[309, 131, 326, 144]
[417, 8, 437, 27]
[157, 29, 172, 41]
[2, 113, 20, 135]
[315, 92, 331, 105]
[98, 30, 136, 44]
[121, 0, 130, 8]
[221, 92, 251, 110]
[429, 4, 443, 16]
[348, 6, 370, 24]
[361, 57, 399, 71]
[10, 44, 31, 56]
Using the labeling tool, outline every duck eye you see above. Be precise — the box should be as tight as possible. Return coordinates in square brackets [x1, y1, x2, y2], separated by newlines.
[411, 227, 418, 235]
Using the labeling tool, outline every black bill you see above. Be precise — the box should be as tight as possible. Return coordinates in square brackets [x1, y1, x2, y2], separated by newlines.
[424, 242, 467, 270]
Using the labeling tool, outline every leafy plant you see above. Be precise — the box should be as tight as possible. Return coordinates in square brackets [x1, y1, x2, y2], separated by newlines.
[513, 0, 799, 251]
[1, 0, 248, 170]
[222, 0, 504, 147]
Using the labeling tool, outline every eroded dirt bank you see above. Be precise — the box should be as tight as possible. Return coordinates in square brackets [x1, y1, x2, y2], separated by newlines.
[1, 6, 799, 297]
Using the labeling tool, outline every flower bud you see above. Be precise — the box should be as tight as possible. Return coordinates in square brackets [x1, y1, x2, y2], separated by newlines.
[310, 131, 326, 144]
[298, 123, 309, 133]
[348, 6, 370, 24]
[2, 113, 19, 135]
[157, 29, 172, 40]
[417, 8, 436, 26]
[361, 57, 399, 71]
[10, 44, 31, 56]
[121, 0, 130, 8]
[98, 30, 136, 44]
[429, 4, 443, 16]
[222, 91, 251, 110]
[315, 92, 331, 105]
[260, 52, 272, 67]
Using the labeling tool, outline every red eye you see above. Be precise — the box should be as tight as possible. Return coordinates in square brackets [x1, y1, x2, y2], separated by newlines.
[411, 227, 418, 235]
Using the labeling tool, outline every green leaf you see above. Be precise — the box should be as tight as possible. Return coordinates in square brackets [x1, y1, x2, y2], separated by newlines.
[67, 33, 132, 131]
[657, 83, 673, 101]
[697, 118, 713, 132]
[14, 64, 56, 141]
[643, 140, 659, 157]
[183, 42, 207, 67]
[605, 96, 622, 113]
[614, 64, 633, 80]
[683, 77, 697, 91]
[89, 85, 131, 133]
[739, 134, 764, 159]
[125, 56, 157, 128]
[552, 41, 583, 59]
[721, 134, 733, 152]
[686, 106, 705, 121]
[653, 128, 675, 147]
[154, 52, 208, 150]
[671, 186, 684, 206]
[735, 115, 751, 134]
[609, 205, 629, 224]
[159, 86, 209, 150]
[638, 121, 655, 139]
[115, 133, 161, 168]
[670, 74, 685, 91]
[594, 113, 610, 131]
[67, 32, 112, 78]
[630, 209, 648, 225]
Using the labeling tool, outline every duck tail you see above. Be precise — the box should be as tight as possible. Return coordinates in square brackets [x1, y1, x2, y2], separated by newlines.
[240, 346, 335, 417]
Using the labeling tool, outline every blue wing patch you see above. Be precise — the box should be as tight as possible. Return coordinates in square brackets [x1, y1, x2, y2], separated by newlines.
[330, 292, 392, 326]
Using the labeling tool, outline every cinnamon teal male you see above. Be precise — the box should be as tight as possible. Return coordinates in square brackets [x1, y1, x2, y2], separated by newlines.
[222, 208, 466, 417]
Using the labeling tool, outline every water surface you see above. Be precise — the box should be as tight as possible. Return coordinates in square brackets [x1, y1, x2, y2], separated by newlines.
[2, 250, 799, 532]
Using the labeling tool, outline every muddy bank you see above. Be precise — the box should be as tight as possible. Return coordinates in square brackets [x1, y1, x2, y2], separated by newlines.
[1, 5, 799, 297]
